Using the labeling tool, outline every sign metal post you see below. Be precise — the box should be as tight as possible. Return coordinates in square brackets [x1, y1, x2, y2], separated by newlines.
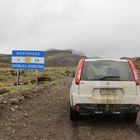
[36, 70, 39, 85]
[16, 70, 19, 86]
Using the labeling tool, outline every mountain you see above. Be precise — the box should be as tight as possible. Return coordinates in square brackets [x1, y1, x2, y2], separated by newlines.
[67, 49, 86, 56]
[0, 49, 86, 68]
[133, 57, 140, 72]
[1, 50, 140, 69]
[45, 49, 86, 67]
[0, 54, 11, 68]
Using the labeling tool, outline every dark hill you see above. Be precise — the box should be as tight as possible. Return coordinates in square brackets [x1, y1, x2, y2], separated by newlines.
[0, 50, 86, 68]
[0, 54, 11, 68]
[45, 50, 86, 67]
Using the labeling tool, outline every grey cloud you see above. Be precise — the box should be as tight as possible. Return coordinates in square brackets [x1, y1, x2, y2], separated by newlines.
[0, 0, 140, 58]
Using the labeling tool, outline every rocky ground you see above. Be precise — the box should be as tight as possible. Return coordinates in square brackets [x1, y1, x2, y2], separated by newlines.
[0, 77, 140, 140]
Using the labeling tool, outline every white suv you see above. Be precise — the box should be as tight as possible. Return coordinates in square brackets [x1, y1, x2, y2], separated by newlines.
[70, 59, 140, 122]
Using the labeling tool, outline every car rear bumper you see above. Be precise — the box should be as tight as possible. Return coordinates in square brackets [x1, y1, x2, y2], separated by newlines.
[72, 104, 140, 114]
[71, 93, 140, 105]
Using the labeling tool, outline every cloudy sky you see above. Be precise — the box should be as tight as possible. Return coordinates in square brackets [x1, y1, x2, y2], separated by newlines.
[0, 0, 140, 58]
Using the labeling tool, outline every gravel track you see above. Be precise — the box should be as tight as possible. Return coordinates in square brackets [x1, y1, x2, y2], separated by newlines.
[0, 77, 140, 140]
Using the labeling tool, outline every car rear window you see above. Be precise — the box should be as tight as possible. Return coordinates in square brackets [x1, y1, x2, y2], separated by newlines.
[81, 60, 134, 81]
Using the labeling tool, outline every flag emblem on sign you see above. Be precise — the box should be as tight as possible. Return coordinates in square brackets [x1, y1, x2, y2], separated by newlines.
[24, 57, 31, 63]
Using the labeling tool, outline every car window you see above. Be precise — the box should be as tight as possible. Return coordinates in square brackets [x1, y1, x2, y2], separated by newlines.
[81, 60, 134, 81]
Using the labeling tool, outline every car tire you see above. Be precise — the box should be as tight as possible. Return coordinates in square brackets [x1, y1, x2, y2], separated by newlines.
[125, 113, 138, 123]
[70, 106, 80, 121]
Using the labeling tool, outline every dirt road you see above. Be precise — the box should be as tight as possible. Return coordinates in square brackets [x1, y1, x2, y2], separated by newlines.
[0, 77, 140, 140]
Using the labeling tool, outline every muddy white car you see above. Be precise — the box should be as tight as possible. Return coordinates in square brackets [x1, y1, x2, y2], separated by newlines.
[70, 59, 140, 122]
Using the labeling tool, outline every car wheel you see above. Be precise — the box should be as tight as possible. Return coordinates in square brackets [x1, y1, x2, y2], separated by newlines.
[70, 105, 80, 121]
[125, 113, 138, 123]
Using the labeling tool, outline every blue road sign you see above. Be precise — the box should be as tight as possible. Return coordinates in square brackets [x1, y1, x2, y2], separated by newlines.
[12, 50, 45, 70]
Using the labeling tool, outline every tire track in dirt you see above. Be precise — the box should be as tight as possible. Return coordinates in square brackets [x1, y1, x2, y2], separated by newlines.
[72, 114, 140, 140]
[1, 77, 140, 140]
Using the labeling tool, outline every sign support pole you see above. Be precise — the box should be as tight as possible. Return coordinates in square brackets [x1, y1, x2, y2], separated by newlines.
[36, 70, 39, 85]
[16, 70, 20, 86]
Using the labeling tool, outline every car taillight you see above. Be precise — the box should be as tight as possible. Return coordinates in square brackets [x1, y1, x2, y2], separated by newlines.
[128, 59, 140, 85]
[75, 59, 85, 85]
